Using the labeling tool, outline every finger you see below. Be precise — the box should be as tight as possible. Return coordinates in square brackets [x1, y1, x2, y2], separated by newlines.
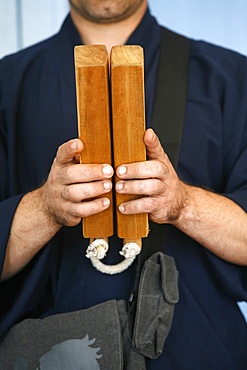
[116, 178, 164, 196]
[68, 197, 111, 219]
[61, 180, 112, 202]
[56, 139, 83, 166]
[118, 196, 167, 225]
[144, 128, 168, 161]
[59, 164, 113, 185]
[55, 196, 111, 226]
[116, 160, 167, 180]
[118, 196, 152, 215]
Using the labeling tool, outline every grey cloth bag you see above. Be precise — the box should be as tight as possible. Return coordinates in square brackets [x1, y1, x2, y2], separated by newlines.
[0, 252, 179, 370]
[132, 252, 179, 359]
[0, 300, 145, 370]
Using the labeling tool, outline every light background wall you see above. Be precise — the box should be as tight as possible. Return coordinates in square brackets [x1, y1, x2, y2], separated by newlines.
[0, 0, 246, 319]
[1, 0, 247, 58]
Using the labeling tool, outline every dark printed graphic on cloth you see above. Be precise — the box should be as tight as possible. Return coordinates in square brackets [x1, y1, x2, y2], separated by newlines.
[14, 335, 102, 370]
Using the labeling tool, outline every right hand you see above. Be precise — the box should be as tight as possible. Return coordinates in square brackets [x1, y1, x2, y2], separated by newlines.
[41, 138, 113, 227]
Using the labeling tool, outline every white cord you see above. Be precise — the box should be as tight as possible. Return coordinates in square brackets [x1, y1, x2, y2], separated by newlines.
[89, 255, 137, 275]
[119, 242, 141, 258]
[86, 238, 109, 260]
[86, 238, 141, 275]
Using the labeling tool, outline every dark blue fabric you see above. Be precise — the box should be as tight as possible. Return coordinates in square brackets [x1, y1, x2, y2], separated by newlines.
[0, 8, 247, 369]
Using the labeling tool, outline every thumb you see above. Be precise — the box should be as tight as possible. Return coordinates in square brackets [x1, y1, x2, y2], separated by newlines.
[144, 128, 167, 161]
[56, 139, 83, 166]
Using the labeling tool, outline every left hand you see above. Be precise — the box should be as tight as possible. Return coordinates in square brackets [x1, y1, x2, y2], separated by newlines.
[115, 128, 187, 225]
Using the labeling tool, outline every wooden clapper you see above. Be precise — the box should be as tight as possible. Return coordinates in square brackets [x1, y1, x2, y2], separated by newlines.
[74, 45, 149, 274]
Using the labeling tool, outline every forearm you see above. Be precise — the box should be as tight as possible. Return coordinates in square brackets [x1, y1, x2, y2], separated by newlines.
[1, 139, 113, 281]
[1, 188, 61, 281]
[175, 183, 247, 265]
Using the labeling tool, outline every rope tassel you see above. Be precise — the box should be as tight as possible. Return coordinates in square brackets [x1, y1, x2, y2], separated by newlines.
[85, 238, 141, 274]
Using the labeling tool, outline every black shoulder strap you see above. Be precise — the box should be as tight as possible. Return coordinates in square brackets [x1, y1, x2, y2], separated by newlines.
[151, 27, 190, 167]
[139, 27, 191, 269]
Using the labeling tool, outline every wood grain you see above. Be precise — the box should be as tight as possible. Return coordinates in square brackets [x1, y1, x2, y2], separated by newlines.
[74, 45, 113, 238]
[110, 45, 149, 239]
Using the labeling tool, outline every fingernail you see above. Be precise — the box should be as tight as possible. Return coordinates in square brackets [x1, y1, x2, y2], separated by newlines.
[103, 198, 110, 207]
[119, 204, 125, 213]
[102, 165, 112, 176]
[71, 140, 78, 150]
[116, 182, 123, 191]
[118, 166, 127, 176]
[103, 180, 112, 190]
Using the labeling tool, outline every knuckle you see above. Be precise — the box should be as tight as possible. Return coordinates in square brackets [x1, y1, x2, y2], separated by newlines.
[78, 164, 101, 181]
[160, 162, 168, 175]
[77, 166, 88, 179]
[155, 160, 165, 173]
[61, 185, 79, 201]
[64, 165, 74, 180]
[136, 181, 146, 193]
[127, 198, 144, 213]
[140, 161, 150, 175]
[71, 203, 85, 219]
[61, 186, 70, 200]
[156, 180, 165, 194]
[149, 197, 160, 212]
[83, 187, 93, 199]
[76, 199, 100, 218]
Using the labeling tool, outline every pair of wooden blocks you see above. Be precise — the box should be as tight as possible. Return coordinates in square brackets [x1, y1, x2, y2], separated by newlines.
[74, 45, 149, 245]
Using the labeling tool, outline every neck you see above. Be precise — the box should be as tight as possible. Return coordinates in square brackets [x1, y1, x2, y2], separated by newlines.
[70, 2, 147, 55]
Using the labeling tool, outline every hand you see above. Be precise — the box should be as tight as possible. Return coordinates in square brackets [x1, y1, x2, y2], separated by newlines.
[41, 139, 113, 227]
[115, 128, 187, 225]
[115, 128, 247, 264]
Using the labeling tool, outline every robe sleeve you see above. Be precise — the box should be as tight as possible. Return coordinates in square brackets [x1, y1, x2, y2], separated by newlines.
[0, 62, 53, 337]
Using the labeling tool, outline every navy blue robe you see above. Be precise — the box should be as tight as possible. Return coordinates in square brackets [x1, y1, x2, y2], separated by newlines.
[0, 8, 247, 369]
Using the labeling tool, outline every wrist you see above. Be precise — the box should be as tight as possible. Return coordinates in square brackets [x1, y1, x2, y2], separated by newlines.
[167, 180, 190, 225]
